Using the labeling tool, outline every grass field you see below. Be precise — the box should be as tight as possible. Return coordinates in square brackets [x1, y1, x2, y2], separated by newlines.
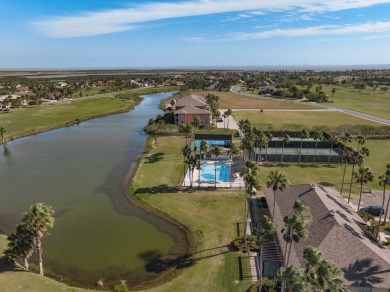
[190, 91, 315, 109]
[131, 136, 253, 292]
[232, 110, 383, 131]
[322, 84, 390, 119]
[257, 139, 390, 196]
[0, 87, 177, 142]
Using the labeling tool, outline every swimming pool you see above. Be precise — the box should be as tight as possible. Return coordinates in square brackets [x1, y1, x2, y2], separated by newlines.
[200, 161, 230, 182]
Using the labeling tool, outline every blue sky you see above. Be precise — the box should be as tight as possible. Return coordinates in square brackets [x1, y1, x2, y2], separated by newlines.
[1, 0, 390, 68]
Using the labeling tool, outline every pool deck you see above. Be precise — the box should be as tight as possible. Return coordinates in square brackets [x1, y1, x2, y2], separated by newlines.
[183, 160, 245, 188]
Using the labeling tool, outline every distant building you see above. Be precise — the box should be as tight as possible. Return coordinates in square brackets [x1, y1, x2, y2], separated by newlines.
[55, 82, 68, 88]
[264, 184, 390, 291]
[174, 95, 211, 126]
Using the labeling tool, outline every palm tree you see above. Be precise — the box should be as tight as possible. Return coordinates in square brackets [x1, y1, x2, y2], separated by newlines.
[266, 170, 290, 219]
[185, 154, 199, 188]
[281, 133, 290, 164]
[277, 265, 309, 292]
[198, 140, 208, 187]
[213, 145, 222, 188]
[4, 223, 35, 270]
[378, 164, 390, 232]
[355, 135, 366, 151]
[340, 132, 352, 164]
[257, 215, 276, 289]
[283, 200, 308, 266]
[303, 247, 347, 292]
[298, 130, 309, 165]
[354, 166, 374, 211]
[347, 151, 364, 203]
[265, 132, 273, 163]
[225, 109, 232, 128]
[183, 123, 193, 144]
[327, 134, 339, 166]
[312, 130, 324, 165]
[242, 160, 261, 248]
[192, 116, 200, 134]
[22, 203, 55, 275]
[228, 142, 240, 188]
[0, 126, 6, 145]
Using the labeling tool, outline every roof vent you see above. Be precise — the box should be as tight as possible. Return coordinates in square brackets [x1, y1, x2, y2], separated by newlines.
[310, 184, 316, 190]
[329, 210, 336, 216]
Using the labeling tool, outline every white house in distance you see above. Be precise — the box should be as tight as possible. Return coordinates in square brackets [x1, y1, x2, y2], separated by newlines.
[174, 94, 211, 126]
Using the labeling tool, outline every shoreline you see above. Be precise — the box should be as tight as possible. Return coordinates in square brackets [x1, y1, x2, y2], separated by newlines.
[124, 137, 196, 290]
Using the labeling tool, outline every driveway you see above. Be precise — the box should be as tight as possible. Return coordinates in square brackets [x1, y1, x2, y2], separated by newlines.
[350, 190, 389, 221]
[217, 109, 239, 130]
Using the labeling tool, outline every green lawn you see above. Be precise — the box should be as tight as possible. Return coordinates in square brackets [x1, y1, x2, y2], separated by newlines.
[131, 136, 253, 292]
[232, 110, 384, 131]
[322, 84, 390, 119]
[0, 87, 178, 142]
[258, 139, 390, 197]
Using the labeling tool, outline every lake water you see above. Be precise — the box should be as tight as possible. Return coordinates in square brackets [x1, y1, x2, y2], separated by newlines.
[0, 92, 188, 288]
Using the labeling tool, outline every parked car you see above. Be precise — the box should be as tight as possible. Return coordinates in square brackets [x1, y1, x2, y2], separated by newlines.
[216, 117, 223, 122]
[360, 206, 385, 216]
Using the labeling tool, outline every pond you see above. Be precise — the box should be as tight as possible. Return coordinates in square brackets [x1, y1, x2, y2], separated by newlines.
[0, 92, 188, 288]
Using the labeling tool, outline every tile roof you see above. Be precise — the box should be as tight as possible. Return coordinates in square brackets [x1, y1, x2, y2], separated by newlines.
[174, 105, 211, 115]
[264, 184, 390, 288]
[175, 94, 208, 108]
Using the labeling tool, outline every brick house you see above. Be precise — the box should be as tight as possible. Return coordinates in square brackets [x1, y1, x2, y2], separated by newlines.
[174, 95, 211, 126]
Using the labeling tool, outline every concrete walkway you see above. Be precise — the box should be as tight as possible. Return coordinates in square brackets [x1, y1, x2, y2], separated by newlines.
[246, 217, 260, 282]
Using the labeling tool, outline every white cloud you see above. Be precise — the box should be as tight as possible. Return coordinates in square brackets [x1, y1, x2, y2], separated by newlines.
[31, 0, 390, 38]
[234, 21, 390, 39]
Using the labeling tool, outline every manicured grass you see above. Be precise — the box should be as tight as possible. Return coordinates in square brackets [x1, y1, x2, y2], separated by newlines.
[258, 139, 390, 197]
[0, 235, 87, 292]
[190, 91, 315, 109]
[0, 87, 177, 142]
[131, 136, 253, 292]
[322, 84, 390, 119]
[232, 110, 383, 131]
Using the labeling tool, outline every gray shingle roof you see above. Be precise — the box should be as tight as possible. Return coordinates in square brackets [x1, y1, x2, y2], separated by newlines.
[175, 94, 208, 108]
[264, 184, 390, 288]
[174, 105, 211, 115]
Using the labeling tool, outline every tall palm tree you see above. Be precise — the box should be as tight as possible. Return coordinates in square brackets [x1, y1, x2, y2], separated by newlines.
[257, 215, 276, 289]
[377, 163, 390, 234]
[347, 151, 364, 203]
[198, 140, 208, 187]
[327, 134, 339, 166]
[213, 145, 222, 188]
[355, 135, 366, 151]
[277, 265, 309, 292]
[340, 132, 352, 165]
[228, 142, 240, 188]
[266, 170, 290, 219]
[340, 149, 353, 195]
[242, 160, 261, 248]
[354, 166, 374, 211]
[312, 130, 324, 165]
[298, 130, 309, 165]
[283, 200, 308, 266]
[22, 203, 55, 275]
[281, 133, 290, 164]
[225, 109, 232, 128]
[265, 132, 273, 163]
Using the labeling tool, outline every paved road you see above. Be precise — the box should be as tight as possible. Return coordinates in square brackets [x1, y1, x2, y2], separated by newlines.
[231, 85, 390, 125]
[217, 109, 239, 129]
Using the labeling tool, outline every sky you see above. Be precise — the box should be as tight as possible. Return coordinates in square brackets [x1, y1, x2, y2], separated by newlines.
[1, 0, 390, 68]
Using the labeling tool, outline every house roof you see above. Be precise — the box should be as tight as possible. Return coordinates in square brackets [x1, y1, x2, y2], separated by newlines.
[175, 94, 208, 108]
[174, 105, 211, 115]
[264, 184, 390, 288]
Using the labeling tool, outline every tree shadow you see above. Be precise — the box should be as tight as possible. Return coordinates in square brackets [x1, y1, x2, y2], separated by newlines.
[145, 152, 164, 164]
[2, 145, 10, 157]
[319, 181, 334, 187]
[140, 245, 232, 273]
[342, 258, 390, 287]
[135, 185, 180, 194]
[0, 257, 25, 273]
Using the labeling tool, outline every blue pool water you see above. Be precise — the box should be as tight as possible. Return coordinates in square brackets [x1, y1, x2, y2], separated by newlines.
[200, 162, 230, 182]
